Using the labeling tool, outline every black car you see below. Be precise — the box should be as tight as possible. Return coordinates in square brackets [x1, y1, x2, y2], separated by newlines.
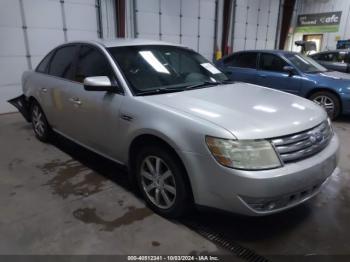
[310, 50, 350, 73]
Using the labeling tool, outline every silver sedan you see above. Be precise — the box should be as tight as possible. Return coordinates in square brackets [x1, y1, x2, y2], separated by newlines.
[9, 39, 340, 217]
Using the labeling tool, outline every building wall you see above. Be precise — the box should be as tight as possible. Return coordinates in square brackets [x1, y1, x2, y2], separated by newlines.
[0, 0, 100, 114]
[289, 0, 350, 52]
[0, 0, 284, 114]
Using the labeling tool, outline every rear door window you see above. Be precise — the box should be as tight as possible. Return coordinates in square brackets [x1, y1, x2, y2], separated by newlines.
[337, 52, 348, 63]
[317, 52, 338, 62]
[318, 52, 348, 63]
[311, 54, 320, 60]
[260, 53, 287, 72]
[48, 45, 78, 80]
[345, 53, 350, 63]
[224, 52, 258, 69]
[314, 53, 328, 61]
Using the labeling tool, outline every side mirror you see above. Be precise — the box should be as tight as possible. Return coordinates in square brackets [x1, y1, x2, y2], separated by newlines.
[283, 66, 295, 76]
[83, 76, 121, 93]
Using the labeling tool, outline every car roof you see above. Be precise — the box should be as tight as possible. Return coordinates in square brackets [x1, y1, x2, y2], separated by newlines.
[311, 49, 350, 54]
[63, 38, 184, 48]
[234, 49, 297, 55]
[221, 50, 297, 60]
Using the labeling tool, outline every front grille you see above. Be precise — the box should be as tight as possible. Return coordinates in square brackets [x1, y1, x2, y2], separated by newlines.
[271, 120, 333, 163]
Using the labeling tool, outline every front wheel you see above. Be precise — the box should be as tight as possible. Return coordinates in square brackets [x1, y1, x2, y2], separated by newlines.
[30, 101, 51, 142]
[309, 91, 341, 120]
[135, 146, 192, 218]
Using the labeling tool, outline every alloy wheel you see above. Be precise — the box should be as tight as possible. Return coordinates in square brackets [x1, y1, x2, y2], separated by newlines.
[313, 95, 335, 116]
[140, 156, 177, 209]
[32, 105, 45, 137]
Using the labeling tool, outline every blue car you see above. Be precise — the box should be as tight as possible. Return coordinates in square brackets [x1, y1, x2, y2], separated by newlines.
[216, 50, 350, 119]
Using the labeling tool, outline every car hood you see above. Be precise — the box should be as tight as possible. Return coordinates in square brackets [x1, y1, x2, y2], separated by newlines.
[316, 70, 350, 80]
[143, 83, 327, 139]
[305, 70, 350, 89]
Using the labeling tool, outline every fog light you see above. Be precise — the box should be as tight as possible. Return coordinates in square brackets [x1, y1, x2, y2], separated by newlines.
[267, 202, 276, 210]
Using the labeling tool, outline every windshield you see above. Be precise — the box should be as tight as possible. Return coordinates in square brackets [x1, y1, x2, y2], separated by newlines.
[285, 53, 327, 73]
[108, 45, 228, 95]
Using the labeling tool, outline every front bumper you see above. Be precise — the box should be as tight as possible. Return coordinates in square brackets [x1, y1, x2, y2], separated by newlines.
[181, 134, 340, 216]
[7, 94, 31, 122]
[341, 93, 350, 115]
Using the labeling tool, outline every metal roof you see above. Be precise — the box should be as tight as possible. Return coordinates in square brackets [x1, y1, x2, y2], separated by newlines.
[93, 38, 183, 48]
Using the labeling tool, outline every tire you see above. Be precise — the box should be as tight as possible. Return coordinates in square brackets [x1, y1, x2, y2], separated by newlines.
[30, 100, 51, 142]
[135, 145, 192, 218]
[309, 91, 341, 120]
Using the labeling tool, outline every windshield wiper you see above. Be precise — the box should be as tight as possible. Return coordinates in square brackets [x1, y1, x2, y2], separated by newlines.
[218, 79, 235, 84]
[185, 79, 235, 90]
[135, 80, 234, 96]
[135, 87, 186, 96]
[184, 81, 221, 90]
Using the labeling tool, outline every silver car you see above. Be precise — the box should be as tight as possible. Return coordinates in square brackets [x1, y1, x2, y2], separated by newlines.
[9, 39, 340, 217]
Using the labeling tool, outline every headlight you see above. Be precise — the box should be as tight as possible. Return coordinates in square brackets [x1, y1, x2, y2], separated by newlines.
[327, 117, 334, 135]
[205, 136, 282, 170]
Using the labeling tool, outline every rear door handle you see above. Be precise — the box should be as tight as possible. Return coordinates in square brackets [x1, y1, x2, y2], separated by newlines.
[69, 97, 82, 106]
[41, 88, 48, 93]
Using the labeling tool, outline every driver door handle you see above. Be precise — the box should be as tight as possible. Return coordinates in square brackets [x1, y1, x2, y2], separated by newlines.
[69, 97, 82, 106]
[41, 88, 48, 93]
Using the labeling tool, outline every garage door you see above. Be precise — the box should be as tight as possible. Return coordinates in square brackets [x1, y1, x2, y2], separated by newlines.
[0, 0, 99, 114]
[233, 0, 280, 51]
[134, 0, 216, 60]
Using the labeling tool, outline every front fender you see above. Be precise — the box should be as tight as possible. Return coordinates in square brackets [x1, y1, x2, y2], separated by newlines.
[117, 97, 234, 164]
[126, 128, 182, 153]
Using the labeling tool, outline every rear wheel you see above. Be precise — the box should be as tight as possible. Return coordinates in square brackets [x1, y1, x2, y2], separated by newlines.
[309, 91, 341, 120]
[30, 101, 51, 142]
[135, 145, 192, 218]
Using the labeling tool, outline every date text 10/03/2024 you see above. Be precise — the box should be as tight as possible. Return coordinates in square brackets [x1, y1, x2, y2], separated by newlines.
[127, 255, 220, 261]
